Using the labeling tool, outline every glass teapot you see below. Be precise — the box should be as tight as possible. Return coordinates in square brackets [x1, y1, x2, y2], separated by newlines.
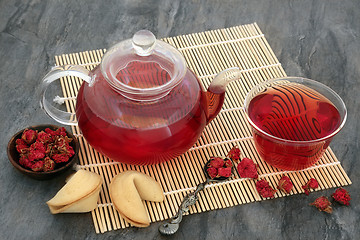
[41, 30, 240, 165]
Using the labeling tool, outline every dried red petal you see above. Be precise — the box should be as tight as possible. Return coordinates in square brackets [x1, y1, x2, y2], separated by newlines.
[16, 127, 74, 172]
[31, 161, 44, 172]
[310, 196, 332, 213]
[21, 129, 37, 145]
[45, 128, 55, 135]
[30, 141, 46, 153]
[15, 138, 27, 146]
[256, 179, 276, 198]
[55, 127, 67, 137]
[308, 178, 319, 189]
[237, 158, 258, 179]
[277, 176, 293, 194]
[27, 150, 45, 161]
[224, 159, 233, 168]
[218, 167, 232, 178]
[302, 178, 319, 195]
[52, 153, 70, 163]
[209, 157, 224, 168]
[207, 167, 218, 179]
[43, 157, 55, 172]
[19, 155, 32, 169]
[227, 145, 241, 162]
[16, 139, 29, 154]
[332, 188, 351, 206]
[37, 131, 52, 144]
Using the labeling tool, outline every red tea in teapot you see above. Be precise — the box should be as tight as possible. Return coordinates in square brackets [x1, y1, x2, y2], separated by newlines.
[76, 62, 224, 165]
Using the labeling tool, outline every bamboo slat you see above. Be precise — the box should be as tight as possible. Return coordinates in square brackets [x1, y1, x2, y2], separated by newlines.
[53, 23, 351, 233]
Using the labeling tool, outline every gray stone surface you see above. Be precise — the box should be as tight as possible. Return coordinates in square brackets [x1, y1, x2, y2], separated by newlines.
[1, 0, 359, 239]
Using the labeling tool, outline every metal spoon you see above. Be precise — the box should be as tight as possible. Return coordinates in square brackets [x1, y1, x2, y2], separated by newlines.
[159, 157, 233, 235]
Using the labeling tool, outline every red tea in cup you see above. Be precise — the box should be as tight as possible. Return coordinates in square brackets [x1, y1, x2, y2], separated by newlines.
[244, 77, 347, 170]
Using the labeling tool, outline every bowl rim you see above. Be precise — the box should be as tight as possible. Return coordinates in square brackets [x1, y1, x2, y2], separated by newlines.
[7, 124, 79, 176]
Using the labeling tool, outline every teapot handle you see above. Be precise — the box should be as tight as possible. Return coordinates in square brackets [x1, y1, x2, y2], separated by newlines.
[40, 65, 92, 125]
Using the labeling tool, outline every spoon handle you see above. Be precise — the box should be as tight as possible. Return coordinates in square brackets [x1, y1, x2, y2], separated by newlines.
[159, 180, 208, 235]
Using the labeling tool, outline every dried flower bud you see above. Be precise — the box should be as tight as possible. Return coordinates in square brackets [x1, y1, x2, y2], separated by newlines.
[237, 158, 258, 179]
[19, 155, 32, 169]
[209, 157, 224, 168]
[302, 178, 319, 195]
[332, 188, 351, 206]
[207, 167, 218, 179]
[310, 196, 332, 213]
[31, 161, 44, 172]
[224, 159, 233, 168]
[218, 167, 232, 178]
[37, 131, 52, 144]
[227, 145, 241, 162]
[43, 157, 55, 172]
[52, 153, 70, 163]
[308, 178, 319, 189]
[277, 176, 293, 194]
[15, 139, 29, 154]
[16, 127, 75, 172]
[21, 129, 37, 145]
[256, 179, 277, 198]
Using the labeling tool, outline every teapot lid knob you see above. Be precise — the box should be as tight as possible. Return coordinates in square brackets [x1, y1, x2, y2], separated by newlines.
[132, 30, 156, 56]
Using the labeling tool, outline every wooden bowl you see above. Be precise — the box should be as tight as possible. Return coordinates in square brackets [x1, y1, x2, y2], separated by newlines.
[7, 124, 79, 180]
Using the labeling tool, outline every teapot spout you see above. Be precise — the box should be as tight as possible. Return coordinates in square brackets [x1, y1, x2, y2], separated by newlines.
[204, 67, 241, 124]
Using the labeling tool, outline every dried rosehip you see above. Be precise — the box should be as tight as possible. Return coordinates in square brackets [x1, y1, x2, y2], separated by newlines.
[209, 157, 224, 168]
[310, 196, 332, 213]
[21, 129, 37, 145]
[256, 179, 276, 198]
[207, 167, 218, 179]
[43, 157, 55, 172]
[332, 188, 351, 206]
[227, 145, 241, 162]
[218, 167, 232, 178]
[302, 178, 319, 195]
[237, 158, 258, 179]
[277, 176, 293, 194]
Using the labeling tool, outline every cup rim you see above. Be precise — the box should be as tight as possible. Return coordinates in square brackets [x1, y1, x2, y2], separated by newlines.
[243, 76, 347, 144]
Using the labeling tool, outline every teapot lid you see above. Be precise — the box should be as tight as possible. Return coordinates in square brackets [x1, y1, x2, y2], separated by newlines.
[100, 30, 187, 101]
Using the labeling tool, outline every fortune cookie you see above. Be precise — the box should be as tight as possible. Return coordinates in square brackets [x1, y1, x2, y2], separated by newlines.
[47, 170, 102, 214]
[109, 171, 164, 227]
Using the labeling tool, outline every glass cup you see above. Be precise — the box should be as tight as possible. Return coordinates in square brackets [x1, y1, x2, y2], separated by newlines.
[243, 77, 347, 171]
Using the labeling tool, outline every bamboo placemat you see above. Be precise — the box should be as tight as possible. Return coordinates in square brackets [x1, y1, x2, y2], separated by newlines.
[54, 23, 351, 234]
